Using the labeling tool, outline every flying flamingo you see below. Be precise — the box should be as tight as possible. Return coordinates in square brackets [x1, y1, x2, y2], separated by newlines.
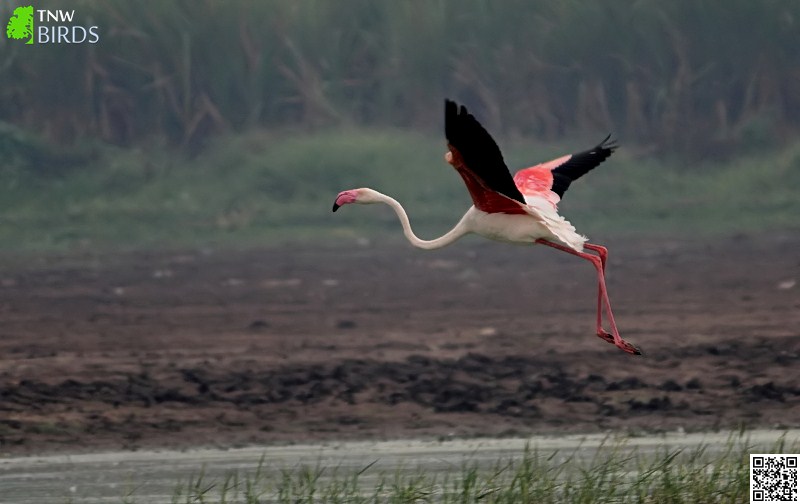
[332, 99, 641, 355]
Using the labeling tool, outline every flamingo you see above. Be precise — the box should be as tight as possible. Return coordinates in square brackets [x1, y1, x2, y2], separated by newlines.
[332, 99, 641, 355]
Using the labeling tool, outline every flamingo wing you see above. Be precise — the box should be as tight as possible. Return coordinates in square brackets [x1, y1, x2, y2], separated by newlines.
[445, 100, 527, 214]
[513, 135, 618, 208]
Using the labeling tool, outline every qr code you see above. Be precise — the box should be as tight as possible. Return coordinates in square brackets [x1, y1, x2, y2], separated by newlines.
[751, 454, 799, 503]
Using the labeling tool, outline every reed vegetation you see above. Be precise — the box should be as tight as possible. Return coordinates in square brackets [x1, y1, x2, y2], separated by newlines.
[2, 1, 798, 157]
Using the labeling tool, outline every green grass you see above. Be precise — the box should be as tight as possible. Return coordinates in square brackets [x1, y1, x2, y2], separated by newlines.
[91, 433, 789, 503]
[1, 128, 798, 253]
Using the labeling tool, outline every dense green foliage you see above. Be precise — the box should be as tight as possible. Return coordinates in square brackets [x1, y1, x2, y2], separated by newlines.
[2, 1, 798, 156]
[1, 2, 798, 252]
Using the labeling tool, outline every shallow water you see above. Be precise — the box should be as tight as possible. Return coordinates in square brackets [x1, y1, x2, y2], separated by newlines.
[1, 429, 797, 503]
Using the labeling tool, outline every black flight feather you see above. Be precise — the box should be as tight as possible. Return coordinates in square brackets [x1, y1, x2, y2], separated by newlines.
[551, 135, 617, 198]
[444, 99, 526, 204]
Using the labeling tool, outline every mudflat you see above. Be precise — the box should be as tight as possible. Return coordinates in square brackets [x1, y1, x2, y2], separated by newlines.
[0, 233, 798, 455]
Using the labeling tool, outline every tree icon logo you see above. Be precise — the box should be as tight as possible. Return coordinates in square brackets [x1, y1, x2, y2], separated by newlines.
[6, 5, 34, 45]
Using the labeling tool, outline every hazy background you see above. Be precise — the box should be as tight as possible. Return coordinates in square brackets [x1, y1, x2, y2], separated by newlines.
[1, 0, 798, 251]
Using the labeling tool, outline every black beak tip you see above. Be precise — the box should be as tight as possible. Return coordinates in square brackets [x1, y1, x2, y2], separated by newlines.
[332, 203, 340, 212]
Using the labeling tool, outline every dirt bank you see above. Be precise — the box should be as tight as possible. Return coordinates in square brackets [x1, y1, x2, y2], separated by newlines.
[0, 233, 798, 455]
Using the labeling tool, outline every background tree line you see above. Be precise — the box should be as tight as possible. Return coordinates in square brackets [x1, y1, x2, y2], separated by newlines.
[1, 0, 798, 158]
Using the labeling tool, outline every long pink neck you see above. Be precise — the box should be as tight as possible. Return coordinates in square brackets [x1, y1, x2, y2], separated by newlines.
[377, 193, 469, 250]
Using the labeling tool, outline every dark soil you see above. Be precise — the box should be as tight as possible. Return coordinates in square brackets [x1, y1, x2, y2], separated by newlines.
[0, 233, 798, 455]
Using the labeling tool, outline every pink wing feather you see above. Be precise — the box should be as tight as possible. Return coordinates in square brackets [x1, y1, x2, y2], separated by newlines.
[512, 154, 572, 208]
[514, 136, 618, 209]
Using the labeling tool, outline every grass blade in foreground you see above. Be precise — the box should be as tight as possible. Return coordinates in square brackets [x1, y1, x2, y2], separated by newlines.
[159, 432, 779, 503]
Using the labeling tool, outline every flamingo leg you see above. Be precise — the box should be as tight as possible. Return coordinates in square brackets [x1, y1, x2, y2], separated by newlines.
[538, 240, 609, 344]
[584, 243, 607, 270]
[583, 243, 613, 344]
[536, 239, 641, 355]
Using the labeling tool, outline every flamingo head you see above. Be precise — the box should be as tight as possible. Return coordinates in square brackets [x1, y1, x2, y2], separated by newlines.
[332, 188, 381, 212]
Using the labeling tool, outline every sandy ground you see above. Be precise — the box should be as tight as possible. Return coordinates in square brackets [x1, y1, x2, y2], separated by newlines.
[0, 232, 798, 455]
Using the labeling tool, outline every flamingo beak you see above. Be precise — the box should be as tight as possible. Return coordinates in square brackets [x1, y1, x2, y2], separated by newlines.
[332, 190, 358, 212]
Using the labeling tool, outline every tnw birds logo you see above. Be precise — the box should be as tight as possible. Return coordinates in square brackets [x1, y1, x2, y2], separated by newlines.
[5, 5, 100, 45]
[6, 5, 34, 45]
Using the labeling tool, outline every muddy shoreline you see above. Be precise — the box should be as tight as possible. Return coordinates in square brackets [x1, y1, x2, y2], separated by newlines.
[1, 234, 798, 455]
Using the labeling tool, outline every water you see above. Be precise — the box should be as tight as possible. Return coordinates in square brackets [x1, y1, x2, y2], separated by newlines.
[1, 430, 797, 503]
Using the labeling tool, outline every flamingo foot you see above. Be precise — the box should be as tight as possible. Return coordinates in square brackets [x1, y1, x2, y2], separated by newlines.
[596, 330, 615, 344]
[616, 340, 643, 356]
[596, 330, 642, 355]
